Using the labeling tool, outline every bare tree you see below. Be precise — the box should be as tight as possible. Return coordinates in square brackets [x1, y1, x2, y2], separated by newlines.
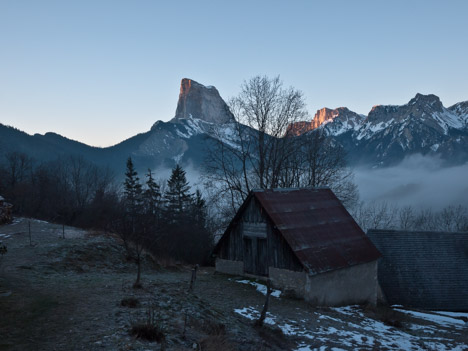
[205, 75, 358, 214]
[351, 201, 398, 232]
[284, 130, 359, 208]
[398, 205, 415, 230]
[4, 152, 32, 188]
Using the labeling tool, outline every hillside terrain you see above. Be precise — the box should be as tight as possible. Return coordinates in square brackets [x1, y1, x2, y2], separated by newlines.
[0, 218, 467, 350]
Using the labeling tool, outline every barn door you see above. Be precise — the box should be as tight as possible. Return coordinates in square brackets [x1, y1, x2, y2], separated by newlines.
[256, 238, 268, 276]
[243, 237, 268, 276]
[243, 237, 255, 274]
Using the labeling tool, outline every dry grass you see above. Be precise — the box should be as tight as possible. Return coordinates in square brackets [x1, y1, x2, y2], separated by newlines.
[199, 335, 235, 351]
[199, 319, 226, 336]
[130, 306, 165, 342]
[130, 323, 165, 342]
[365, 304, 407, 328]
[120, 297, 140, 308]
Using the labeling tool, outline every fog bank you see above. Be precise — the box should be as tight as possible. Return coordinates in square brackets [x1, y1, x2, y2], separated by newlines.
[354, 155, 468, 210]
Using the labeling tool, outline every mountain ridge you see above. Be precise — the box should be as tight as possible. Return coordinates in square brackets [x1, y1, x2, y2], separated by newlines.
[1, 80, 467, 172]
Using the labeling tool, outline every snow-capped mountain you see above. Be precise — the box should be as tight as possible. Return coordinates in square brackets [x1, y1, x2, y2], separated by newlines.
[130, 79, 242, 166]
[1, 79, 467, 173]
[289, 93, 468, 166]
[287, 107, 364, 137]
[0, 78, 244, 174]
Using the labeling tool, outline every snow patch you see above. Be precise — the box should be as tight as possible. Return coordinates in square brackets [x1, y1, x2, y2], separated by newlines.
[394, 308, 466, 328]
[234, 279, 281, 297]
[235, 304, 467, 351]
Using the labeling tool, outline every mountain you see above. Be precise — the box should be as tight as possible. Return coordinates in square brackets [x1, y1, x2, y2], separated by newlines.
[287, 107, 364, 136]
[0, 79, 241, 175]
[1, 79, 467, 174]
[289, 93, 468, 166]
[172, 78, 234, 124]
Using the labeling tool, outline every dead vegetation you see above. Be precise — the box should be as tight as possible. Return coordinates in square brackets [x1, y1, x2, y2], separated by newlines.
[130, 306, 166, 343]
[120, 297, 140, 308]
[365, 303, 408, 328]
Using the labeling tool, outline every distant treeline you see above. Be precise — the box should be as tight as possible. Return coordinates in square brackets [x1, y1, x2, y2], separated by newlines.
[351, 201, 468, 233]
[0, 152, 212, 264]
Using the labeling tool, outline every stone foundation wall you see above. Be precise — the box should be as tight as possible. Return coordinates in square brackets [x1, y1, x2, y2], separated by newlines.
[215, 258, 244, 276]
[216, 258, 378, 307]
[305, 260, 378, 306]
[269, 267, 307, 297]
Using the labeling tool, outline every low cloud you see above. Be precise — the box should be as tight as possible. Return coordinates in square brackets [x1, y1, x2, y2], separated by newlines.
[354, 154, 468, 210]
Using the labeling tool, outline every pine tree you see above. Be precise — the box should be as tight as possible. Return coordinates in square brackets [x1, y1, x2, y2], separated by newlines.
[192, 189, 207, 227]
[164, 164, 192, 219]
[143, 168, 161, 217]
[124, 157, 142, 212]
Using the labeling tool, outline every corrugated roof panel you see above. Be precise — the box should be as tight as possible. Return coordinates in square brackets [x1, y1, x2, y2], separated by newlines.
[254, 188, 381, 275]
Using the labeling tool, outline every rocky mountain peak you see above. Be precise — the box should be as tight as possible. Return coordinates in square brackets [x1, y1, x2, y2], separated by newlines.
[171, 78, 234, 124]
[449, 100, 468, 115]
[286, 107, 362, 136]
[408, 93, 443, 112]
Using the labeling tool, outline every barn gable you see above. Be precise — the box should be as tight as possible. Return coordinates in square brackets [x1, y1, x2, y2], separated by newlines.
[215, 188, 381, 276]
[367, 229, 468, 311]
[216, 195, 303, 276]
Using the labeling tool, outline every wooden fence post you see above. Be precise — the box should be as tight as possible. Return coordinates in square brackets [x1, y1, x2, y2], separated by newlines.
[189, 264, 199, 292]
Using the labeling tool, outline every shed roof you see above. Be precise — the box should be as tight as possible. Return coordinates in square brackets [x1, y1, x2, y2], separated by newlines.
[367, 229, 468, 311]
[217, 188, 381, 275]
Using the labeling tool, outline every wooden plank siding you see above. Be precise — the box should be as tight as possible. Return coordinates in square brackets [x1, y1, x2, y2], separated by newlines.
[218, 197, 303, 276]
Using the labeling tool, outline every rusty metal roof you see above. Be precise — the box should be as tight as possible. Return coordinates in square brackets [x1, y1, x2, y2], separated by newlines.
[253, 188, 381, 275]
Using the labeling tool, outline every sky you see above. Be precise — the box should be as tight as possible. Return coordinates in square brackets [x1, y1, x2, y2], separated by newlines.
[1, 0, 467, 147]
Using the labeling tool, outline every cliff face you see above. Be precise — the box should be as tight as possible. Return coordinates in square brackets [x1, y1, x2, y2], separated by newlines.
[286, 107, 361, 136]
[172, 78, 234, 124]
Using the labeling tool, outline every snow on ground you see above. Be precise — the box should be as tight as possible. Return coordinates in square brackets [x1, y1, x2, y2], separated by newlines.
[435, 311, 468, 319]
[394, 308, 466, 328]
[232, 279, 282, 297]
[234, 305, 467, 351]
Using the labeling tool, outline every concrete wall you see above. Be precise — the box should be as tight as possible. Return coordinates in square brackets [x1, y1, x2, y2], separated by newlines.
[269, 267, 307, 297]
[215, 258, 244, 276]
[216, 258, 379, 307]
[304, 260, 378, 306]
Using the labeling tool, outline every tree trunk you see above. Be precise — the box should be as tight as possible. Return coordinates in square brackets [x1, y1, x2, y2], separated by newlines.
[134, 256, 142, 288]
[255, 279, 272, 327]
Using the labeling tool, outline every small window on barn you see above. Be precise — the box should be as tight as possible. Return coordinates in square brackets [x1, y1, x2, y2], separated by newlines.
[243, 222, 267, 238]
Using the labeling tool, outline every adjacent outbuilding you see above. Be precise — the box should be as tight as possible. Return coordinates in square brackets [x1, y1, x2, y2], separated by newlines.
[367, 229, 468, 311]
[214, 188, 381, 306]
[0, 196, 13, 225]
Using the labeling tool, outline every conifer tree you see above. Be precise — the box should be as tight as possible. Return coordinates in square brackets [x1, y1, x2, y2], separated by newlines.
[164, 164, 192, 218]
[143, 168, 161, 217]
[120, 157, 147, 287]
[124, 157, 142, 212]
[192, 189, 207, 227]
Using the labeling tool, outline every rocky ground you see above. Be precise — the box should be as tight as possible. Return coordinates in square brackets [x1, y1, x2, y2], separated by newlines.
[0, 218, 467, 351]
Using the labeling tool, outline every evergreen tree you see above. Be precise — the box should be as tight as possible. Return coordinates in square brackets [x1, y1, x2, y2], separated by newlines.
[164, 164, 192, 218]
[143, 168, 161, 216]
[191, 189, 207, 227]
[124, 157, 142, 212]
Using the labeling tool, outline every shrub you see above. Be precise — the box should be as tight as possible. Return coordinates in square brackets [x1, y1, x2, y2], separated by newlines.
[130, 306, 165, 342]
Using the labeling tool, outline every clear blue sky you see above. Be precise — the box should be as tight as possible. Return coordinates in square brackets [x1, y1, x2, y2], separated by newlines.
[1, 0, 467, 147]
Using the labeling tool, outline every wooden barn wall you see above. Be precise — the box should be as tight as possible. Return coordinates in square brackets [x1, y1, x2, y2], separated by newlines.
[268, 225, 303, 272]
[218, 197, 303, 273]
[218, 221, 243, 261]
